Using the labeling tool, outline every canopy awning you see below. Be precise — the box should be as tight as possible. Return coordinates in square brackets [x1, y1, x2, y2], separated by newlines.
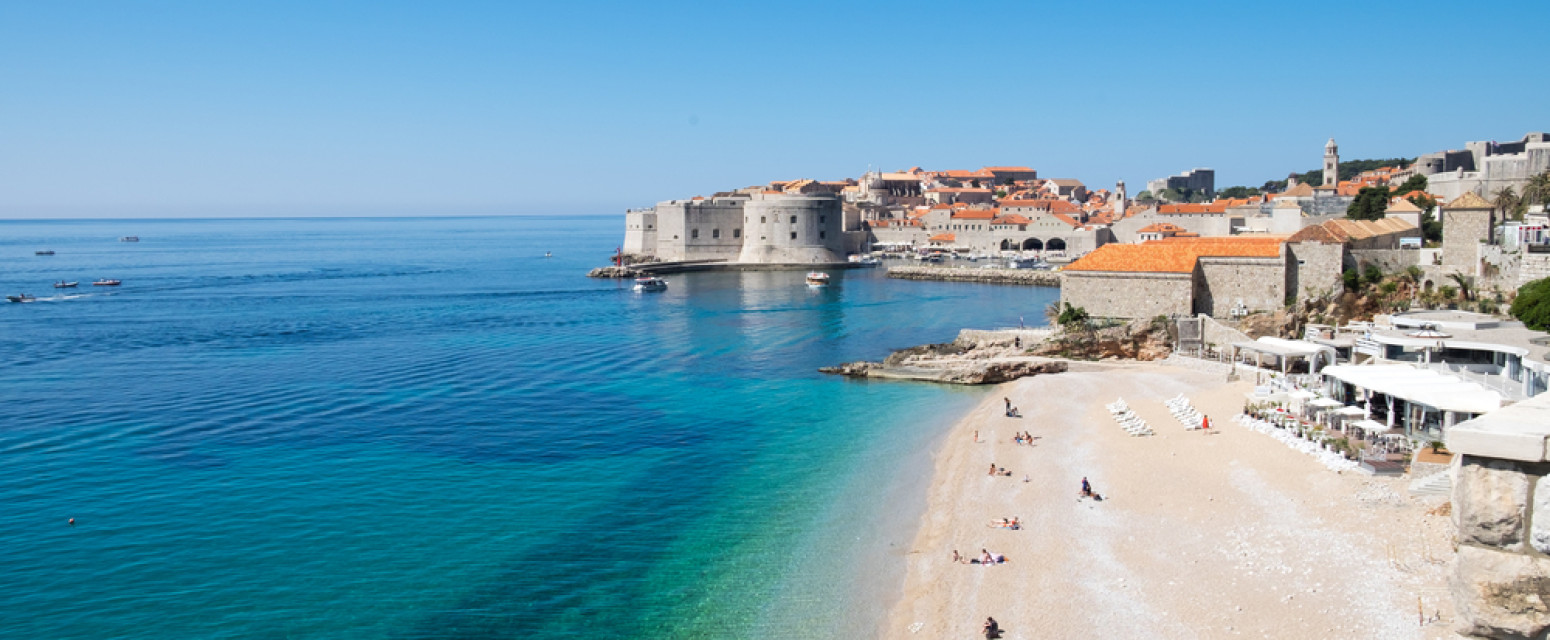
[1352, 419, 1391, 432]
[1233, 337, 1330, 358]
[1333, 406, 1367, 416]
[1320, 364, 1503, 414]
[1309, 398, 1345, 408]
[1289, 390, 1317, 400]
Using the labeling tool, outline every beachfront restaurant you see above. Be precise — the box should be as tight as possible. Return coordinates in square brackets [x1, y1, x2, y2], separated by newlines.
[1319, 364, 1504, 444]
[1230, 337, 1338, 374]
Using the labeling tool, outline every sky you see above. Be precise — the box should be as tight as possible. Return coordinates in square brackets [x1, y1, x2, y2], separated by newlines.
[2, 0, 1547, 218]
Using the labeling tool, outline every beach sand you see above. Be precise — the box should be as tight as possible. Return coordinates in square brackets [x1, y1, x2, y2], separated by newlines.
[884, 362, 1456, 639]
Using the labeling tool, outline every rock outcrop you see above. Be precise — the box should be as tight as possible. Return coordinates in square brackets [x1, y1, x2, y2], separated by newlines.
[887, 266, 1062, 286]
[1029, 317, 1173, 362]
[1455, 459, 1531, 550]
[1452, 545, 1550, 639]
[586, 266, 643, 279]
[820, 330, 1067, 384]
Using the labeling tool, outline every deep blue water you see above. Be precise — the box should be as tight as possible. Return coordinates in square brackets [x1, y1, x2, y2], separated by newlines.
[0, 216, 1058, 639]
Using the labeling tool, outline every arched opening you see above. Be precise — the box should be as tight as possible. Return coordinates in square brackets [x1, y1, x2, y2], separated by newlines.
[1046, 238, 1067, 251]
[1423, 280, 1434, 292]
[999, 239, 1014, 250]
[1021, 238, 1043, 251]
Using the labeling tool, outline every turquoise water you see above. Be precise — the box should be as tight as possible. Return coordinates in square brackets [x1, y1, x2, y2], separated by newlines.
[0, 216, 1058, 638]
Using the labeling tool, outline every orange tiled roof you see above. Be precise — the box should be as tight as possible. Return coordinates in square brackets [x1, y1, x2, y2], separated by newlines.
[1050, 213, 1084, 229]
[952, 209, 999, 220]
[992, 214, 1032, 225]
[982, 166, 1035, 172]
[1137, 223, 1183, 233]
[1065, 238, 1283, 274]
[928, 233, 956, 243]
[1158, 202, 1229, 214]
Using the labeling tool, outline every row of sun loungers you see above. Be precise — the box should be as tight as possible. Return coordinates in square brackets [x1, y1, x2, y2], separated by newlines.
[1164, 394, 1205, 430]
[1230, 414, 1359, 472]
[1106, 398, 1154, 436]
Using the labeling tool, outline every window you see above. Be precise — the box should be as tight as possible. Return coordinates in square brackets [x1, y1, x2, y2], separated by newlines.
[790, 215, 797, 224]
[691, 229, 699, 239]
[819, 215, 826, 224]
[819, 231, 826, 239]
[761, 216, 766, 223]
[790, 232, 797, 240]
[733, 229, 741, 238]
[712, 229, 720, 239]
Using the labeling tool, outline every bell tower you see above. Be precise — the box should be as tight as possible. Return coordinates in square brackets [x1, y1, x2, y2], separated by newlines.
[1323, 138, 1339, 186]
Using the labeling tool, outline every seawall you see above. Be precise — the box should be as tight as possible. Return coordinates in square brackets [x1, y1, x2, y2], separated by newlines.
[887, 266, 1061, 286]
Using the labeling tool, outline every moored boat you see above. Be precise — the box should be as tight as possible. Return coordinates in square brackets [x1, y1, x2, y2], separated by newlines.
[632, 277, 668, 292]
[7, 294, 36, 303]
[35, 250, 55, 256]
[93, 279, 122, 286]
[54, 281, 78, 288]
[120, 236, 139, 242]
[805, 272, 830, 287]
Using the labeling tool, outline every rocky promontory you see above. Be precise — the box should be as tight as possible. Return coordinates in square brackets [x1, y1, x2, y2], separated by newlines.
[820, 330, 1068, 384]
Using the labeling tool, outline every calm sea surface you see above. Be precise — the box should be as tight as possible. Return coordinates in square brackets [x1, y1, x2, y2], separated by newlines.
[0, 216, 1058, 639]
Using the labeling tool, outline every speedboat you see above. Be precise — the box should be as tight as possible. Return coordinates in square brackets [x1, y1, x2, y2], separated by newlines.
[93, 279, 122, 286]
[120, 236, 139, 242]
[35, 250, 55, 256]
[6, 294, 36, 303]
[54, 281, 78, 288]
[805, 272, 830, 287]
[632, 277, 667, 292]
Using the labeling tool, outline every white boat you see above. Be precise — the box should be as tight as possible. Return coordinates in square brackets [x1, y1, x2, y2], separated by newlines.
[805, 272, 830, 287]
[632, 277, 667, 292]
[120, 236, 139, 242]
[54, 281, 78, 288]
[7, 294, 36, 303]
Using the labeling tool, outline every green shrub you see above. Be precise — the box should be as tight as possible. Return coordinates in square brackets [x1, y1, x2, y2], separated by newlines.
[1511, 278, 1550, 331]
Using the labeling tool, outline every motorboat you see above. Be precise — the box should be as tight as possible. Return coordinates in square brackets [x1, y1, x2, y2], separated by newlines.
[632, 277, 667, 292]
[6, 294, 36, 303]
[93, 279, 122, 286]
[805, 272, 830, 287]
[35, 250, 55, 256]
[120, 236, 139, 242]
[544, 252, 552, 258]
[53, 281, 78, 288]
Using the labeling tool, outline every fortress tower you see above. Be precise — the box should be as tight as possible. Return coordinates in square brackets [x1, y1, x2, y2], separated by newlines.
[1323, 138, 1339, 186]
[737, 193, 845, 264]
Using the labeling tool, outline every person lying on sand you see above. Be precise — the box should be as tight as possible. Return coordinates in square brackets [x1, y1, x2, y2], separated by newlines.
[988, 517, 1020, 530]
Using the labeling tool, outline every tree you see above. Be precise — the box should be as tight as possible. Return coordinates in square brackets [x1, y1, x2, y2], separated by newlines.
[1135, 190, 1156, 204]
[1510, 278, 1550, 331]
[1217, 186, 1262, 199]
[1342, 268, 1360, 291]
[1056, 303, 1090, 327]
[1392, 173, 1427, 196]
[1346, 186, 1391, 220]
[1362, 264, 1384, 287]
[1495, 186, 1523, 221]
[1158, 187, 1185, 203]
[1524, 171, 1550, 208]
[1447, 272, 1475, 302]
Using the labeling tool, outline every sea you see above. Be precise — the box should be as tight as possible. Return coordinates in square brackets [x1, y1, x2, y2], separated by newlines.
[0, 216, 1059, 639]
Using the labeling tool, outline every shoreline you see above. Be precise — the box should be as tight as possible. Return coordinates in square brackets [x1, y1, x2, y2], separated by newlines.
[883, 361, 1457, 638]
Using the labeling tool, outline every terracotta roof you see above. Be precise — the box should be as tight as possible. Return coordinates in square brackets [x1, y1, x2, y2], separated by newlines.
[992, 214, 1032, 225]
[1137, 223, 1183, 233]
[1050, 213, 1085, 229]
[1286, 218, 1416, 243]
[1046, 178, 1084, 188]
[1443, 191, 1493, 210]
[1158, 202, 1228, 214]
[982, 166, 1035, 172]
[1066, 237, 1282, 274]
[1385, 198, 1422, 213]
[1001, 199, 1079, 214]
[1282, 183, 1316, 197]
[928, 233, 956, 243]
[951, 209, 999, 220]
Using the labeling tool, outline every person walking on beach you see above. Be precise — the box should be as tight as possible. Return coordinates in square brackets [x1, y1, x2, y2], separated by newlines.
[1080, 477, 1092, 498]
[1004, 397, 1011, 413]
[974, 430, 979, 443]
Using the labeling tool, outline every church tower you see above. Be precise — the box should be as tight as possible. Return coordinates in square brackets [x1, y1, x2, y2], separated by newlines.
[1113, 180, 1126, 218]
[1323, 138, 1339, 186]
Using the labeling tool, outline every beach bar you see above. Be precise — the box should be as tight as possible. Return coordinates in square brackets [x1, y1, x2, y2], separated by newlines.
[1320, 364, 1503, 442]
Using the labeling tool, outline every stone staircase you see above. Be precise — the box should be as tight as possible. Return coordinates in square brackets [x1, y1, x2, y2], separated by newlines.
[1408, 469, 1453, 498]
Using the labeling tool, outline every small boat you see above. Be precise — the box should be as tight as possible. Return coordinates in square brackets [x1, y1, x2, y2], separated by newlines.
[93, 279, 122, 286]
[632, 277, 668, 292]
[120, 236, 139, 242]
[54, 281, 78, 288]
[6, 294, 36, 303]
[35, 250, 55, 256]
[805, 272, 830, 287]
[544, 252, 552, 258]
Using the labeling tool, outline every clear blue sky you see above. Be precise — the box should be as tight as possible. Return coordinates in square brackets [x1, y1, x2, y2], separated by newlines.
[2, 0, 1546, 218]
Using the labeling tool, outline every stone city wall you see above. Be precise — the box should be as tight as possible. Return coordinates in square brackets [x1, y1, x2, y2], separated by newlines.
[1520, 253, 1550, 288]
[1352, 249, 1421, 275]
[1287, 242, 1345, 302]
[1061, 271, 1193, 319]
[1194, 257, 1287, 317]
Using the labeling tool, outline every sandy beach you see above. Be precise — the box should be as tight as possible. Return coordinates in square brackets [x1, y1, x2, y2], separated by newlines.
[885, 361, 1457, 639]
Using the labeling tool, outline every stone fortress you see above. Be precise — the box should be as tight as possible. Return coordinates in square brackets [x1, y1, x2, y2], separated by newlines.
[1418, 132, 1550, 201]
[624, 190, 855, 266]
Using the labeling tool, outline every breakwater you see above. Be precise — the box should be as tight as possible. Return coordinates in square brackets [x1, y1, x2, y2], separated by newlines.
[887, 266, 1061, 286]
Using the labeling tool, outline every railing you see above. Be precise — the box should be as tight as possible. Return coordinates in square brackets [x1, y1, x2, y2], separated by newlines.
[1424, 362, 1527, 402]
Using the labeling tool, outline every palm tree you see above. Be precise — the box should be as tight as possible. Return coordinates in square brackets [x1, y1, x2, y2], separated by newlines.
[1525, 171, 1550, 208]
[1446, 272, 1474, 302]
[1495, 186, 1522, 220]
